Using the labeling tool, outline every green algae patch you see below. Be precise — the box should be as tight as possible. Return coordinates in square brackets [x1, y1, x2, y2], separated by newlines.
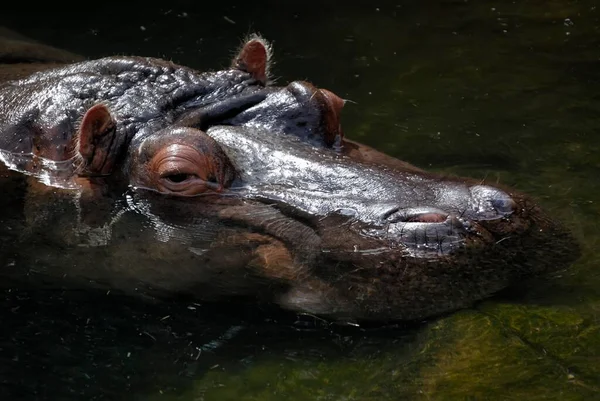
[159, 349, 424, 401]
[480, 303, 600, 392]
[142, 324, 425, 400]
[415, 307, 600, 401]
[150, 305, 600, 401]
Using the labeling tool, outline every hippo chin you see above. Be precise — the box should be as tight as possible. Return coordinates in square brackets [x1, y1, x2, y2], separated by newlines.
[0, 30, 579, 322]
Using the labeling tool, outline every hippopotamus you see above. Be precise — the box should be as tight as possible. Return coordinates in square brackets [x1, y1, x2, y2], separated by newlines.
[0, 30, 579, 322]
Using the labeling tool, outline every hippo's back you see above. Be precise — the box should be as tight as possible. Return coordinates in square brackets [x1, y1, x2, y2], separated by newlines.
[0, 26, 82, 83]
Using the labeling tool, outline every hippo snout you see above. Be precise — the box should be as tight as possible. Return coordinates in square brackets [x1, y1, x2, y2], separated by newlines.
[362, 185, 518, 256]
[434, 184, 516, 222]
[385, 215, 467, 256]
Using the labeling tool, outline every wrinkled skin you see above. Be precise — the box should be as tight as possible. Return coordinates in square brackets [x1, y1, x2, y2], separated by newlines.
[0, 30, 579, 322]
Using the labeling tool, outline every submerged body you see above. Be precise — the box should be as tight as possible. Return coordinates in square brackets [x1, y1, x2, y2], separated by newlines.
[0, 30, 579, 321]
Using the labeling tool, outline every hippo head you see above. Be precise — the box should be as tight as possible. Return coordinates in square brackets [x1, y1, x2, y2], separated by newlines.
[0, 36, 579, 322]
[122, 106, 578, 321]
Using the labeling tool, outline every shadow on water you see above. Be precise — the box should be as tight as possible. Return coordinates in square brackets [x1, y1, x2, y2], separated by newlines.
[1, 0, 599, 400]
[0, 289, 423, 401]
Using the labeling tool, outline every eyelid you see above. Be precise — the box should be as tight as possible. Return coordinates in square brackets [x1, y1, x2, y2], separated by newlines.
[205, 181, 222, 191]
[159, 171, 197, 179]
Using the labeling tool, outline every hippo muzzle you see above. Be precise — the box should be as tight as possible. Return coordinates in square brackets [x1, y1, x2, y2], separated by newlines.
[180, 122, 577, 321]
[122, 71, 578, 321]
[205, 124, 521, 258]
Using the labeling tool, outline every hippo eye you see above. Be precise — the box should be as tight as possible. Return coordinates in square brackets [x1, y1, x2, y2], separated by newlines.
[163, 173, 193, 183]
[143, 136, 236, 196]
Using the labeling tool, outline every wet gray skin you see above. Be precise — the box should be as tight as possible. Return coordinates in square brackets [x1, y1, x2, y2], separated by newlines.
[0, 56, 268, 162]
[0, 33, 579, 322]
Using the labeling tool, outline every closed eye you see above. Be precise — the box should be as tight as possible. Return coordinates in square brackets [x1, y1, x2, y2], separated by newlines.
[163, 173, 193, 183]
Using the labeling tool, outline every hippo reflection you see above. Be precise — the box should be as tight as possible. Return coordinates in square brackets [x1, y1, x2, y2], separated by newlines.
[0, 31, 578, 321]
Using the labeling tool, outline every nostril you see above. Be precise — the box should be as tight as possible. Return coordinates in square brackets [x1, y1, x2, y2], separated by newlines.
[383, 207, 449, 224]
[406, 213, 448, 223]
[469, 185, 516, 219]
[372, 208, 467, 256]
[491, 196, 516, 213]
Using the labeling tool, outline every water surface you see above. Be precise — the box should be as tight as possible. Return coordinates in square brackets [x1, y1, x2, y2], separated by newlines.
[0, 1, 598, 400]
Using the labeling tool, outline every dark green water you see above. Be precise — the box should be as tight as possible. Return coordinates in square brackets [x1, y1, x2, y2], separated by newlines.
[1, 1, 599, 399]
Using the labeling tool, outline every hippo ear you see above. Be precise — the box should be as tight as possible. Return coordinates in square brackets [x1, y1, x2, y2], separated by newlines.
[231, 34, 272, 85]
[77, 103, 117, 175]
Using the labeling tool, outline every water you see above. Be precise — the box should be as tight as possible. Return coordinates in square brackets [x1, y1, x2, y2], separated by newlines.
[1, 1, 599, 399]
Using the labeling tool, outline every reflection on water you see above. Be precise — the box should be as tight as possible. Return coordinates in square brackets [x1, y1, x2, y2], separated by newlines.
[1, 0, 599, 400]
[0, 150, 81, 189]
